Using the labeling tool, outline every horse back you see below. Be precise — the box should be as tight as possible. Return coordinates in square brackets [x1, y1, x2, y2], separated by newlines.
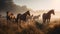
[43, 13, 51, 19]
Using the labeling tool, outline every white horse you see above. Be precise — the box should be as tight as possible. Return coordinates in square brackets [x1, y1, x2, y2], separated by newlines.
[33, 15, 40, 20]
[26, 15, 33, 21]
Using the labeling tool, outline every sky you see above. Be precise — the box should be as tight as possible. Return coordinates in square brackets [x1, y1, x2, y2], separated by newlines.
[13, 0, 60, 11]
[13, 0, 60, 19]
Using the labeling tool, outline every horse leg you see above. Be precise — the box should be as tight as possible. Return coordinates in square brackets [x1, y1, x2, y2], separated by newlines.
[15, 18, 18, 23]
[17, 18, 22, 29]
[43, 19, 46, 24]
[47, 19, 50, 25]
[47, 19, 49, 23]
[7, 18, 9, 25]
[48, 19, 50, 24]
[18, 20, 23, 29]
[7, 20, 8, 27]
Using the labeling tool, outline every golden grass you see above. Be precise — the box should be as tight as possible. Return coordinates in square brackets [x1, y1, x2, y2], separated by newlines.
[0, 18, 60, 34]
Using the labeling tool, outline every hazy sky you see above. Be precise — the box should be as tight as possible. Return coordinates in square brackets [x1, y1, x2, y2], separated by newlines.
[13, 0, 60, 19]
[13, 0, 60, 11]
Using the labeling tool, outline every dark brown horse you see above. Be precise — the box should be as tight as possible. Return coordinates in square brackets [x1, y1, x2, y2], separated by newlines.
[42, 9, 55, 23]
[16, 10, 30, 23]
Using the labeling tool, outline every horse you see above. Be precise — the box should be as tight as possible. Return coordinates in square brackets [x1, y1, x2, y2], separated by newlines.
[42, 9, 55, 24]
[16, 10, 30, 23]
[10, 13, 16, 22]
[26, 15, 33, 21]
[33, 15, 40, 20]
[6, 11, 11, 21]
[6, 11, 16, 22]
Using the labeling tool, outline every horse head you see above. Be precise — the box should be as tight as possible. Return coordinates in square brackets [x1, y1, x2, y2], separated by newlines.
[50, 9, 55, 15]
[26, 10, 30, 16]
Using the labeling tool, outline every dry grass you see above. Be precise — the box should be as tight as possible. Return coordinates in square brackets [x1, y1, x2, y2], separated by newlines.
[0, 18, 60, 34]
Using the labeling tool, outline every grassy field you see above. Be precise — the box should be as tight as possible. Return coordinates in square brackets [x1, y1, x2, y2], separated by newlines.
[0, 18, 60, 34]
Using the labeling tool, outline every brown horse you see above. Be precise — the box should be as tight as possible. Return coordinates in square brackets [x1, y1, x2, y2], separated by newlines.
[42, 9, 55, 24]
[16, 10, 30, 23]
[6, 11, 15, 22]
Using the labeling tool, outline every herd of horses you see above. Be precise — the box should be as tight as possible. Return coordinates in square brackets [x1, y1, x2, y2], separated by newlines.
[6, 9, 55, 24]
[6, 11, 31, 23]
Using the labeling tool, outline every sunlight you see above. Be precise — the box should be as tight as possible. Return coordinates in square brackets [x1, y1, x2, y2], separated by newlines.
[13, 0, 60, 11]
[13, 0, 60, 19]
[51, 11, 60, 19]
[52, 0, 60, 11]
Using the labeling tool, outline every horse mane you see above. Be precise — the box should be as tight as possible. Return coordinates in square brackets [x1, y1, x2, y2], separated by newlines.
[48, 9, 54, 13]
[47, 9, 54, 15]
[23, 10, 30, 16]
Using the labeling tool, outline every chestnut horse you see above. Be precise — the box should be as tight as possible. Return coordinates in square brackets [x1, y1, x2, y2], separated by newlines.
[6, 11, 15, 22]
[42, 9, 55, 24]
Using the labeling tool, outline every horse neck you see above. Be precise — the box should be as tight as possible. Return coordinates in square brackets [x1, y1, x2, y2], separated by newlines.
[22, 13, 26, 15]
[47, 11, 52, 16]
